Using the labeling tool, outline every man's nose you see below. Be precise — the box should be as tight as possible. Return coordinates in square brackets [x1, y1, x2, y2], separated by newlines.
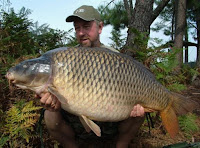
[78, 27, 85, 36]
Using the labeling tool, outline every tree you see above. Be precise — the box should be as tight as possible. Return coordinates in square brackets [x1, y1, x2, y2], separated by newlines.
[0, 6, 77, 60]
[197, 11, 200, 67]
[150, 0, 200, 66]
[192, 1, 200, 67]
[109, 29, 126, 50]
[0, 0, 11, 12]
[124, 0, 171, 55]
[30, 21, 70, 53]
[0, 7, 35, 58]
[100, 0, 170, 57]
[174, 0, 186, 71]
[151, 0, 176, 44]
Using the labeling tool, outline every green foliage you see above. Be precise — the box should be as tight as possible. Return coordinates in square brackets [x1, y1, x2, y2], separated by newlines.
[129, 28, 151, 62]
[150, 49, 185, 91]
[65, 28, 78, 47]
[138, 44, 198, 91]
[0, 7, 78, 147]
[0, 0, 11, 15]
[0, 100, 42, 147]
[179, 113, 199, 138]
[30, 21, 76, 53]
[187, 0, 200, 23]
[0, 6, 78, 90]
[0, 7, 35, 58]
[0, 7, 76, 61]
[143, 112, 199, 139]
[153, 0, 200, 42]
[109, 29, 126, 50]
[167, 83, 186, 92]
[98, 1, 128, 30]
[151, 0, 175, 39]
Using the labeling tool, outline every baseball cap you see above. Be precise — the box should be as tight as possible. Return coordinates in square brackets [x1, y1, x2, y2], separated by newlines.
[66, 5, 101, 22]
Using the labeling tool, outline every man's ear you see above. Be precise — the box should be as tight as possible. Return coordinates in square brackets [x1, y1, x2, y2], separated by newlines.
[98, 21, 104, 34]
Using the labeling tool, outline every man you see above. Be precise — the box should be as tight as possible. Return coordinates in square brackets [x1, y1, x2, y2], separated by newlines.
[40, 5, 145, 148]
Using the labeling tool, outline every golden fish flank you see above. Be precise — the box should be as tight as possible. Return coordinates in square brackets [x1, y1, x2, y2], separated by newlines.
[55, 49, 121, 112]
[54, 49, 156, 115]
[6, 47, 199, 138]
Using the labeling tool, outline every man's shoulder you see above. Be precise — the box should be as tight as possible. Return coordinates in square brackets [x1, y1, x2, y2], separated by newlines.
[100, 45, 119, 53]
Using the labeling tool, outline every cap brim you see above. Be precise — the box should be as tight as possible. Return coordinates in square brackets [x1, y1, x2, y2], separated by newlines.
[66, 15, 91, 22]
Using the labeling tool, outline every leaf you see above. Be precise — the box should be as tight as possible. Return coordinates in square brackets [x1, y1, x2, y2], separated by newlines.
[1, 100, 41, 146]
[0, 136, 10, 147]
[179, 113, 199, 138]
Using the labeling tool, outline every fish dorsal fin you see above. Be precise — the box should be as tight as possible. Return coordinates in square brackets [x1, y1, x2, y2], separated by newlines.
[80, 115, 101, 137]
[48, 86, 68, 104]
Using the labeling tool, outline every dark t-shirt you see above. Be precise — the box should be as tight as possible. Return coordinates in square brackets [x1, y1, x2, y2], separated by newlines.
[60, 109, 119, 140]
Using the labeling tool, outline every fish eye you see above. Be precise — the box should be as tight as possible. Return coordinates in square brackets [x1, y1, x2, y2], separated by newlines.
[23, 64, 28, 68]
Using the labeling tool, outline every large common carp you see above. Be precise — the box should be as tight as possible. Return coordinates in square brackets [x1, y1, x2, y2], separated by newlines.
[6, 47, 199, 138]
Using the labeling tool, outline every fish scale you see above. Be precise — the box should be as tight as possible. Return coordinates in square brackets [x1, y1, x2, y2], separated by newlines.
[6, 47, 199, 138]
[53, 48, 166, 121]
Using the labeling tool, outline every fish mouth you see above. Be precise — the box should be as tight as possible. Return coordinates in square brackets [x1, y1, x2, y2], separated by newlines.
[6, 72, 16, 84]
[6, 72, 27, 89]
[5, 72, 17, 90]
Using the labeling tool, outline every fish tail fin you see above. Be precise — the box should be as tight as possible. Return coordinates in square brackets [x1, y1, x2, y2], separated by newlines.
[161, 92, 199, 138]
[170, 92, 199, 116]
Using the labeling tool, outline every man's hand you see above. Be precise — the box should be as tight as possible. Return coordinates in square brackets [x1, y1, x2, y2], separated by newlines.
[37, 92, 61, 112]
[130, 104, 145, 117]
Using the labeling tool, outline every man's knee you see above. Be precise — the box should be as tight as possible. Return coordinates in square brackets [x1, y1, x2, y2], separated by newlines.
[119, 116, 145, 134]
[130, 116, 145, 129]
[44, 110, 75, 137]
[134, 116, 145, 125]
[44, 110, 63, 131]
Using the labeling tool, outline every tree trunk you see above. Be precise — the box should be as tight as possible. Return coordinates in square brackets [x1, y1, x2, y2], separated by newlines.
[169, 0, 175, 52]
[185, 21, 188, 63]
[171, 0, 175, 41]
[174, 0, 186, 71]
[124, 0, 153, 56]
[123, 0, 170, 57]
[196, 5, 200, 67]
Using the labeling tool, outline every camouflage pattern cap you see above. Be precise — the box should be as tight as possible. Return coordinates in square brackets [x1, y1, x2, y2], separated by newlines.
[66, 5, 101, 22]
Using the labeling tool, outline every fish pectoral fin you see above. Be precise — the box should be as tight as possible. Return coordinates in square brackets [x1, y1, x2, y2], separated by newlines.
[79, 116, 91, 133]
[80, 115, 101, 137]
[48, 86, 68, 104]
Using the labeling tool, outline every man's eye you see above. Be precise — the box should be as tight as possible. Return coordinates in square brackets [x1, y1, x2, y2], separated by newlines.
[75, 27, 80, 31]
[84, 25, 90, 29]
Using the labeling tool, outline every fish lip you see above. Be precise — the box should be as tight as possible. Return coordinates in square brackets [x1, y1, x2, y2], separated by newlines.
[6, 72, 13, 79]
[5, 72, 16, 84]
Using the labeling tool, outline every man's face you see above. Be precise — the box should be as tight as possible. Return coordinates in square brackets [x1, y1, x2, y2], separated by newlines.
[74, 19, 103, 47]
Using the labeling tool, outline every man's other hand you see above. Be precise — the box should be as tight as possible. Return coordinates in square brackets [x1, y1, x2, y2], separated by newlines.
[37, 92, 61, 112]
[130, 104, 145, 117]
